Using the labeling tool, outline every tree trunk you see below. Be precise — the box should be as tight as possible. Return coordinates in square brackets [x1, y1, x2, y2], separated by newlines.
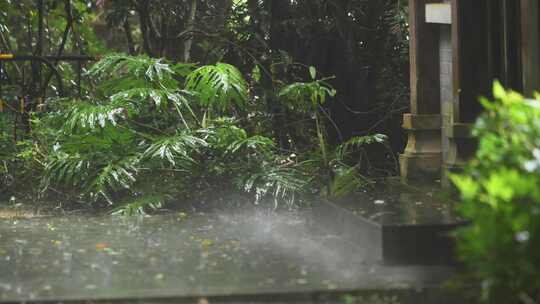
[123, 19, 135, 54]
[183, 0, 197, 62]
[267, 0, 292, 150]
[215, 0, 232, 30]
[136, 0, 153, 56]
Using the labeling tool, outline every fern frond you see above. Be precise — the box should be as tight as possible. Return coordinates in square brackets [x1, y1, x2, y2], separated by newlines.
[110, 88, 166, 108]
[88, 54, 176, 82]
[43, 153, 91, 189]
[344, 134, 388, 147]
[279, 81, 336, 113]
[88, 54, 192, 96]
[143, 133, 207, 167]
[109, 87, 196, 121]
[227, 135, 275, 155]
[90, 156, 140, 203]
[111, 195, 164, 216]
[64, 101, 128, 132]
[204, 122, 248, 150]
[185, 63, 248, 111]
[337, 134, 388, 157]
[171, 62, 198, 77]
[243, 164, 307, 207]
[329, 164, 370, 198]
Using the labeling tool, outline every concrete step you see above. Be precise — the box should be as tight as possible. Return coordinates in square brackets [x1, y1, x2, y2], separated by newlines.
[313, 180, 467, 265]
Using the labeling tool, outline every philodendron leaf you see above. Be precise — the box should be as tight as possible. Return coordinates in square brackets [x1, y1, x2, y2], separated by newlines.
[309, 66, 317, 80]
[185, 63, 248, 111]
[252, 65, 261, 83]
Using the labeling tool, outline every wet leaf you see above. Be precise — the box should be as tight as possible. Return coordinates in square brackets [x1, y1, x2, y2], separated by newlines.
[200, 239, 214, 249]
[198, 298, 209, 304]
[309, 66, 317, 80]
[95, 243, 108, 251]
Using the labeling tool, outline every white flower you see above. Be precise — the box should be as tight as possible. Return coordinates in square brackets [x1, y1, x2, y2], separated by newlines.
[515, 231, 530, 243]
[523, 148, 540, 172]
[53, 142, 61, 152]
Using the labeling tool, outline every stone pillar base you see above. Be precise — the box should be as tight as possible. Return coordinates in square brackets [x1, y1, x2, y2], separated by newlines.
[442, 123, 476, 188]
[400, 114, 443, 182]
[400, 152, 442, 181]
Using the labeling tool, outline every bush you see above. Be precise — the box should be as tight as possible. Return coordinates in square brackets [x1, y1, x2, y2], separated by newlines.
[451, 82, 540, 303]
[1, 54, 385, 212]
[34, 54, 312, 212]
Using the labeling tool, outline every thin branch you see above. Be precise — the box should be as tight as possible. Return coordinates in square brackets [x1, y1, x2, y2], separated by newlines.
[318, 103, 344, 143]
[177, 29, 273, 82]
[40, 0, 74, 97]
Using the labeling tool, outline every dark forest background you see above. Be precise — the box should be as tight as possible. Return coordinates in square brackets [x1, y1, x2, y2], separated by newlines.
[98, 0, 410, 150]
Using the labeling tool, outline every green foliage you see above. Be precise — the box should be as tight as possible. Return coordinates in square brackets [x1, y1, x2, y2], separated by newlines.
[277, 68, 336, 167]
[89, 54, 179, 83]
[63, 101, 128, 132]
[0, 0, 106, 55]
[243, 163, 307, 208]
[1, 49, 387, 212]
[89, 156, 140, 202]
[185, 63, 248, 112]
[451, 82, 540, 303]
[278, 79, 336, 113]
[0, 0, 107, 102]
[1, 0, 408, 201]
[143, 133, 207, 167]
[197, 118, 307, 207]
[329, 165, 369, 199]
[328, 134, 389, 198]
[0, 115, 16, 195]
[337, 134, 389, 158]
[111, 195, 165, 216]
[278, 67, 387, 197]
[35, 55, 195, 204]
[29, 54, 317, 210]
[342, 294, 400, 304]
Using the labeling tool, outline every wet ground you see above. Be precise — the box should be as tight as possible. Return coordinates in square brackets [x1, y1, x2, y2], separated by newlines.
[0, 204, 454, 303]
[334, 180, 462, 226]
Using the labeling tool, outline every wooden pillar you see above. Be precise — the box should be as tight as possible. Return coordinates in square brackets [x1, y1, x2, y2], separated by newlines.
[400, 0, 442, 181]
[499, 0, 523, 91]
[521, 0, 540, 96]
[443, 0, 492, 185]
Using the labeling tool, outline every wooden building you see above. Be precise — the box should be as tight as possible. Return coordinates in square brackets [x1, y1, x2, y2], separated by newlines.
[400, 0, 540, 184]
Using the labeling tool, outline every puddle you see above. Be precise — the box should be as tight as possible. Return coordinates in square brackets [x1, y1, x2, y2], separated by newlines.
[0, 204, 453, 302]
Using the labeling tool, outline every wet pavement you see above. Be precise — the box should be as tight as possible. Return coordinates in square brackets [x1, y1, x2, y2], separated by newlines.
[0, 205, 454, 303]
[334, 180, 463, 226]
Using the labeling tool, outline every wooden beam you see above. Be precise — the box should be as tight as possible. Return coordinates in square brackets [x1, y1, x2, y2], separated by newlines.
[0, 54, 96, 61]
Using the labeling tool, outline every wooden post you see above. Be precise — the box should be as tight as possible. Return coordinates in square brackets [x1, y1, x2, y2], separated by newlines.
[443, 0, 492, 186]
[400, 0, 443, 181]
[521, 0, 540, 96]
